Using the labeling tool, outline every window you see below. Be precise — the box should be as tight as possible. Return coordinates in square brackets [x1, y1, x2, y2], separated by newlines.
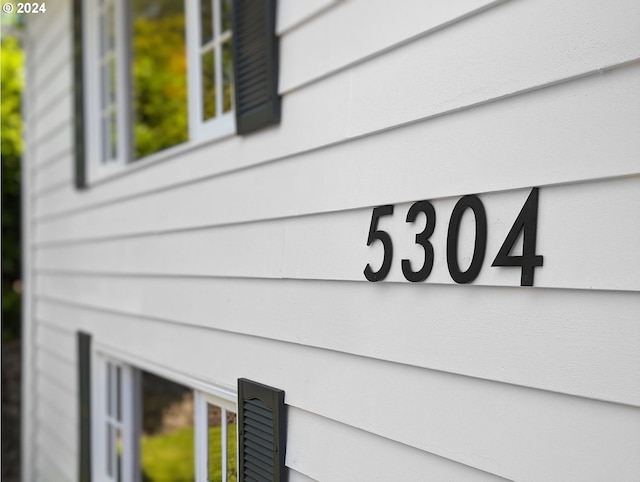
[78, 334, 286, 482]
[95, 356, 237, 482]
[75, 0, 280, 186]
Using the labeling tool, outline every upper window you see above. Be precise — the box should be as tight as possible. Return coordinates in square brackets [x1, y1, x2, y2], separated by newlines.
[89, 0, 233, 166]
[77, 0, 280, 186]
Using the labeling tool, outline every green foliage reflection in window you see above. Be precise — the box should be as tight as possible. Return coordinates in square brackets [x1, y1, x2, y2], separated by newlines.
[132, 0, 188, 159]
[140, 425, 237, 481]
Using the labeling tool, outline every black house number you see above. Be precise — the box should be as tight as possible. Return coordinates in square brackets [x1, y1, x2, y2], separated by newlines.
[364, 188, 543, 287]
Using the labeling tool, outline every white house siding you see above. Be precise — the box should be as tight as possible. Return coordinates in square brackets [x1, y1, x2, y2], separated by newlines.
[23, 0, 640, 481]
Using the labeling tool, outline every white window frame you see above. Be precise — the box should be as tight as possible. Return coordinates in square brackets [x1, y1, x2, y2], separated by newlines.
[93, 357, 139, 482]
[194, 391, 238, 481]
[83, 0, 236, 185]
[186, 0, 236, 142]
[85, 0, 132, 182]
[92, 346, 238, 482]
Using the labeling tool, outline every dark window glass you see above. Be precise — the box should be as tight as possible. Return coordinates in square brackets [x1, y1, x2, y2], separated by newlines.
[202, 50, 216, 120]
[222, 40, 233, 113]
[221, 0, 231, 32]
[200, 0, 213, 44]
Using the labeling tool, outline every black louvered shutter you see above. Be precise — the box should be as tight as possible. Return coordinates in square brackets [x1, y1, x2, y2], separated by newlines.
[78, 332, 92, 482]
[231, 0, 281, 135]
[238, 378, 287, 482]
[72, 0, 86, 189]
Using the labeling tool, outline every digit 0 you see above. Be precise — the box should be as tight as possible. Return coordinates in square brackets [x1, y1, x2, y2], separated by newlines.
[446, 195, 487, 284]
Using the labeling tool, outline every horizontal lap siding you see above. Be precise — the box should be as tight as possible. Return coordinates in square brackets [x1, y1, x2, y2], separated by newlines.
[33, 155, 73, 194]
[36, 448, 74, 482]
[33, 177, 640, 292]
[33, 275, 640, 406]
[34, 378, 76, 430]
[278, 0, 501, 92]
[276, 0, 338, 34]
[35, 346, 75, 393]
[33, 63, 640, 243]
[286, 0, 640, 130]
[35, 406, 77, 459]
[286, 408, 508, 481]
[34, 321, 76, 357]
[25, 0, 640, 480]
[34, 299, 640, 481]
[33, 0, 640, 220]
[24, 0, 76, 480]
[288, 469, 318, 482]
[33, 373, 77, 480]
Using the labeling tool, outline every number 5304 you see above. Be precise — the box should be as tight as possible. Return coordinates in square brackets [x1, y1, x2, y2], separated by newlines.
[364, 188, 543, 287]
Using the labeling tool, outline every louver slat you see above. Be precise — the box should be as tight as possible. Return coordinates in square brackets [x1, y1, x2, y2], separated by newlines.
[245, 458, 274, 479]
[231, 0, 280, 134]
[238, 379, 287, 482]
[245, 429, 274, 448]
[244, 442, 273, 464]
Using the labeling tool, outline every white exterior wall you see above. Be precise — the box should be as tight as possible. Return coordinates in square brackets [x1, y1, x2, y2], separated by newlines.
[23, 0, 640, 481]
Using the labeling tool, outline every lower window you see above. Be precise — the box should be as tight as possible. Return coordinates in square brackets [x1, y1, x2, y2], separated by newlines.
[97, 357, 237, 482]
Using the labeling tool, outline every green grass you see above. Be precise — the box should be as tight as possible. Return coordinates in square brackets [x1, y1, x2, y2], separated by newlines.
[141, 425, 237, 482]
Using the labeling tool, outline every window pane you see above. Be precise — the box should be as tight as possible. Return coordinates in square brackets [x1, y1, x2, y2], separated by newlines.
[116, 365, 122, 422]
[226, 412, 237, 482]
[106, 423, 114, 477]
[116, 427, 123, 482]
[109, 56, 117, 105]
[207, 406, 238, 482]
[200, 0, 213, 45]
[110, 110, 118, 160]
[132, 0, 188, 159]
[207, 404, 222, 482]
[140, 371, 194, 482]
[101, 115, 110, 162]
[221, 0, 232, 33]
[100, 58, 116, 111]
[106, 2, 115, 52]
[107, 363, 114, 414]
[222, 40, 233, 113]
[99, 12, 107, 56]
[201, 50, 216, 121]
[100, 63, 108, 109]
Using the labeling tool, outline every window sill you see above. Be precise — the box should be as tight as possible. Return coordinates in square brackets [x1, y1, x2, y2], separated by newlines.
[86, 119, 235, 188]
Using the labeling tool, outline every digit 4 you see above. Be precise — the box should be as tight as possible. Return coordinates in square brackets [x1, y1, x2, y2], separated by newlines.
[492, 188, 543, 287]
